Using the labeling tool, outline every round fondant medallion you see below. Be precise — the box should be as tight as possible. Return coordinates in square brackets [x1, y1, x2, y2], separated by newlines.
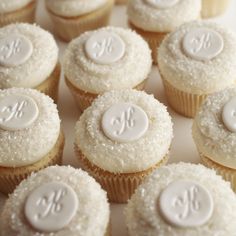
[24, 182, 78, 232]
[85, 31, 125, 64]
[222, 97, 236, 132]
[0, 94, 39, 131]
[101, 103, 149, 142]
[182, 28, 224, 61]
[159, 180, 214, 228]
[0, 34, 33, 67]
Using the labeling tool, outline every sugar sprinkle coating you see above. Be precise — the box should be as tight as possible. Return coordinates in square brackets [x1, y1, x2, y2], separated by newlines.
[0, 166, 110, 236]
[75, 90, 173, 173]
[193, 87, 236, 168]
[125, 163, 236, 236]
[127, 0, 201, 32]
[0, 88, 60, 167]
[63, 26, 152, 94]
[46, 0, 107, 17]
[158, 21, 236, 94]
[0, 23, 58, 88]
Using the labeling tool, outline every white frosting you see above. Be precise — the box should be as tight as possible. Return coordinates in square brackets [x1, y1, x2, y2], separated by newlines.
[75, 90, 173, 173]
[45, 0, 107, 17]
[85, 31, 125, 65]
[182, 28, 224, 61]
[101, 103, 149, 142]
[0, 94, 39, 131]
[146, 0, 179, 9]
[158, 21, 236, 94]
[0, 166, 109, 236]
[127, 0, 201, 32]
[0, 0, 33, 14]
[159, 180, 214, 228]
[63, 27, 152, 94]
[0, 34, 33, 67]
[222, 97, 236, 133]
[25, 182, 78, 232]
[125, 163, 236, 236]
[0, 88, 60, 167]
[0, 23, 58, 89]
[192, 87, 236, 169]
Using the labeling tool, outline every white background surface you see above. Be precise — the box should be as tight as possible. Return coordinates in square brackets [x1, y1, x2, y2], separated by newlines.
[0, 1, 236, 235]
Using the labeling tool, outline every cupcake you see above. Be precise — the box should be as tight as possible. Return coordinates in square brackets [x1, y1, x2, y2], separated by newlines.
[63, 26, 152, 112]
[158, 21, 236, 118]
[75, 89, 173, 203]
[0, 23, 60, 102]
[127, 0, 201, 64]
[125, 163, 236, 236]
[45, 0, 114, 42]
[0, 0, 36, 27]
[0, 166, 110, 236]
[201, 0, 230, 18]
[192, 87, 236, 191]
[0, 88, 64, 194]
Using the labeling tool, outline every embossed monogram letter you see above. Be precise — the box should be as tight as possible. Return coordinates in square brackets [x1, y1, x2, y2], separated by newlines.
[0, 100, 28, 123]
[0, 38, 21, 60]
[111, 106, 135, 136]
[35, 188, 67, 219]
[191, 33, 211, 53]
[93, 37, 114, 58]
[172, 186, 200, 219]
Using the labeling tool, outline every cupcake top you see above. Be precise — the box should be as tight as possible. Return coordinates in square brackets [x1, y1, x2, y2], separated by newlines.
[63, 26, 152, 94]
[0, 0, 33, 14]
[75, 89, 173, 173]
[0, 88, 60, 167]
[127, 0, 201, 32]
[158, 21, 236, 94]
[193, 87, 236, 169]
[46, 0, 107, 17]
[125, 163, 236, 236]
[0, 166, 110, 236]
[0, 23, 58, 89]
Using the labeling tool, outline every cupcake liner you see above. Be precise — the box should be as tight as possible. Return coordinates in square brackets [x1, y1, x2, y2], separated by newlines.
[201, 0, 230, 18]
[129, 23, 167, 64]
[65, 76, 147, 112]
[47, 0, 114, 42]
[105, 222, 111, 236]
[0, 130, 65, 195]
[115, 0, 128, 4]
[200, 153, 236, 192]
[35, 63, 61, 103]
[162, 77, 208, 118]
[75, 145, 169, 203]
[0, 0, 36, 27]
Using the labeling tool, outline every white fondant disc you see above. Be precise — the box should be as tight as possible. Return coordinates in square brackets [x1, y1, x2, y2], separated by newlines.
[101, 102, 149, 142]
[0, 94, 39, 131]
[145, 0, 179, 9]
[0, 34, 33, 67]
[85, 31, 125, 64]
[222, 97, 236, 132]
[182, 28, 224, 61]
[25, 182, 78, 232]
[159, 180, 214, 228]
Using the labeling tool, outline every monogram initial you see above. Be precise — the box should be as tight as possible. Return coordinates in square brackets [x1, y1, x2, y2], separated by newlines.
[0, 100, 28, 123]
[93, 37, 114, 58]
[191, 33, 211, 53]
[111, 107, 135, 136]
[0, 38, 21, 60]
[35, 188, 67, 220]
[173, 186, 200, 219]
